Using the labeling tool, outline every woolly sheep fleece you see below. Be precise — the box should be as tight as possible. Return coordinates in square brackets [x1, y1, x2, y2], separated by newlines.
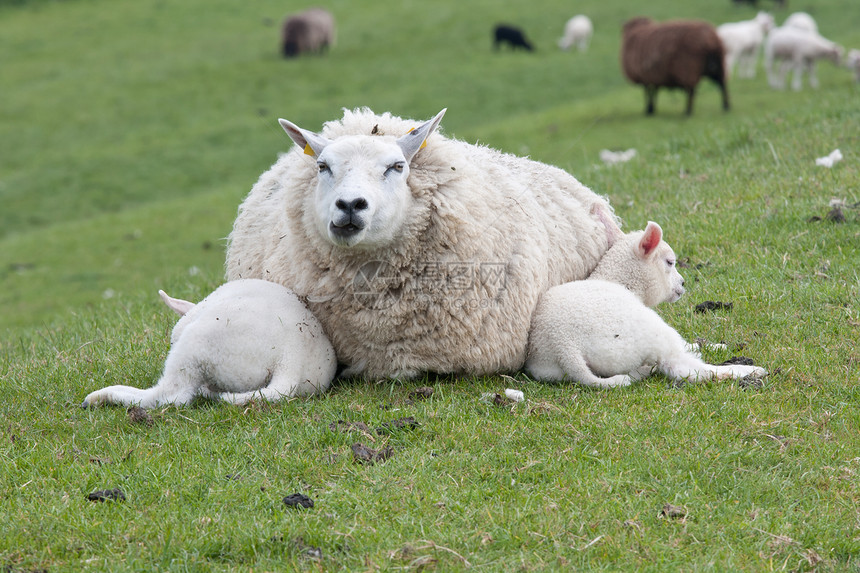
[226, 108, 617, 379]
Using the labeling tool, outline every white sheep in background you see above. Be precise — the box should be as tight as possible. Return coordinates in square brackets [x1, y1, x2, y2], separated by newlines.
[559, 15, 593, 52]
[83, 280, 337, 408]
[717, 11, 775, 78]
[783, 11, 818, 34]
[764, 26, 843, 90]
[227, 108, 621, 380]
[847, 49, 860, 82]
[526, 212, 767, 387]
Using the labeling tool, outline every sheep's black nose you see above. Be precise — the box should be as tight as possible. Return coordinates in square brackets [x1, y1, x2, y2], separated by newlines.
[336, 198, 368, 214]
[681, 278, 685, 287]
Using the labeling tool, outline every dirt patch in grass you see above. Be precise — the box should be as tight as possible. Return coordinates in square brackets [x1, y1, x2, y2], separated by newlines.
[351, 443, 394, 464]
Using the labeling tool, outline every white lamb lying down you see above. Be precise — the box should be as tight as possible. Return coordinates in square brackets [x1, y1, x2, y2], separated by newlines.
[82, 279, 337, 408]
[526, 220, 767, 388]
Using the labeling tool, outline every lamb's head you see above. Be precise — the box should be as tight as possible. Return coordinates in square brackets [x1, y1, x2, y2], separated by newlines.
[589, 221, 685, 307]
[279, 109, 446, 249]
[755, 11, 775, 34]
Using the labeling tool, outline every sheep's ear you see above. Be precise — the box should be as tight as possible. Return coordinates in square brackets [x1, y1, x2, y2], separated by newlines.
[397, 108, 446, 162]
[278, 119, 332, 157]
[591, 202, 625, 248]
[637, 221, 663, 258]
[159, 290, 195, 317]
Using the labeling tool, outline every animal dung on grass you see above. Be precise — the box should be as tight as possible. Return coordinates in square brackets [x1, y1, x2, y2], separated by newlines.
[283, 493, 314, 509]
[87, 488, 126, 503]
[375, 416, 420, 434]
[351, 443, 394, 464]
[660, 503, 687, 519]
[695, 300, 734, 313]
[620, 17, 730, 115]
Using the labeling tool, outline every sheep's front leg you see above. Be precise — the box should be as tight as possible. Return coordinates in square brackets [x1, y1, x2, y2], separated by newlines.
[791, 57, 805, 91]
[644, 85, 658, 115]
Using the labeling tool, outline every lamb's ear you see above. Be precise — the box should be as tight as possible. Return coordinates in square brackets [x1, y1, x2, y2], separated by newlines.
[159, 290, 195, 317]
[278, 119, 332, 157]
[637, 221, 663, 258]
[397, 108, 446, 162]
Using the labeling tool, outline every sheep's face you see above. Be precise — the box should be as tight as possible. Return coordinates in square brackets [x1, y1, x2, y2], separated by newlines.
[279, 109, 447, 249]
[312, 137, 413, 248]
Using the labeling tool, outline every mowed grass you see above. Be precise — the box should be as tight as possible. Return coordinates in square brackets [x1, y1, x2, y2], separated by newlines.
[2, 0, 860, 570]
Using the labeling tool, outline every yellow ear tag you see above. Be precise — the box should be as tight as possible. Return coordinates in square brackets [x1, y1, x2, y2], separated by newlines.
[406, 127, 427, 149]
[303, 143, 315, 157]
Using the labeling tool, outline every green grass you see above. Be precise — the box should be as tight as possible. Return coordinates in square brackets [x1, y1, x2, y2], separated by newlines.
[2, 0, 860, 570]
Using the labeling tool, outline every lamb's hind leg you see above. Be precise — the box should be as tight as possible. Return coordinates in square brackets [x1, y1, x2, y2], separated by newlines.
[658, 351, 767, 383]
[82, 371, 199, 409]
[219, 371, 329, 405]
[557, 354, 634, 389]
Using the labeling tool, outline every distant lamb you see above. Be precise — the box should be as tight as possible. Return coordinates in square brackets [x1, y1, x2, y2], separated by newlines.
[764, 26, 843, 90]
[226, 108, 621, 380]
[621, 17, 729, 115]
[82, 280, 337, 407]
[281, 7, 335, 58]
[494, 24, 534, 51]
[783, 12, 818, 34]
[717, 11, 775, 78]
[559, 15, 593, 52]
[526, 215, 767, 387]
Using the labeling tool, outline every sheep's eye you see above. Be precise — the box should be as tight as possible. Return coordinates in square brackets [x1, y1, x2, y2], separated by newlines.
[385, 162, 405, 175]
[666, 258, 676, 268]
[317, 161, 330, 173]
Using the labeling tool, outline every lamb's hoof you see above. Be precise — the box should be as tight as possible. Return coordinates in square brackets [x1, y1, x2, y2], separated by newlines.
[744, 367, 768, 380]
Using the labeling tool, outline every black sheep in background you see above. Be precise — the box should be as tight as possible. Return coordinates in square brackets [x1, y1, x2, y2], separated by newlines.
[493, 24, 534, 51]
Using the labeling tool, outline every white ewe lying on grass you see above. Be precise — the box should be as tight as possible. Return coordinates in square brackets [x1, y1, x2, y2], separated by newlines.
[717, 11, 775, 78]
[559, 15, 593, 52]
[82, 280, 336, 408]
[764, 26, 843, 90]
[526, 215, 767, 388]
[227, 108, 619, 379]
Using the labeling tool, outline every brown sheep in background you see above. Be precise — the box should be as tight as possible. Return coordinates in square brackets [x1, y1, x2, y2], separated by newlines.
[281, 7, 335, 58]
[621, 17, 730, 116]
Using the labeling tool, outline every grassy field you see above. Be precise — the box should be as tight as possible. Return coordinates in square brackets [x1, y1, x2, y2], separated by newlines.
[2, 0, 860, 570]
